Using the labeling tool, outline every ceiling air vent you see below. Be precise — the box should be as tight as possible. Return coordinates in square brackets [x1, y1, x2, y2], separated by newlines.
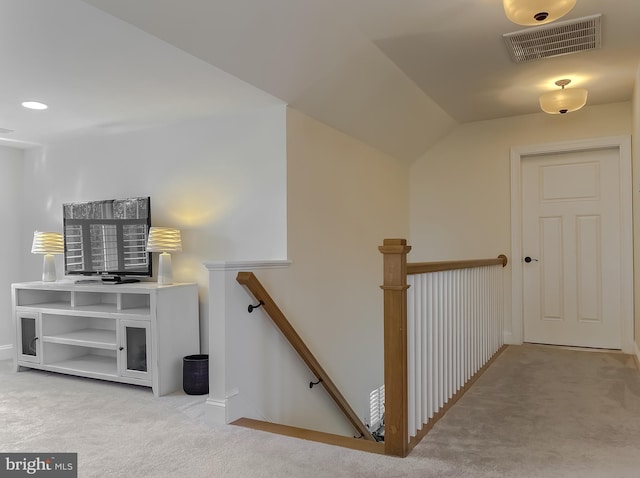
[503, 14, 602, 63]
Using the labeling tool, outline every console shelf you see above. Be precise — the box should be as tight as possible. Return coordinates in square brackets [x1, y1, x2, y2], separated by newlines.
[47, 354, 119, 378]
[12, 281, 199, 396]
[43, 329, 117, 349]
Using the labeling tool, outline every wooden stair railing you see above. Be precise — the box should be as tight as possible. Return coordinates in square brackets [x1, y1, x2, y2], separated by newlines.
[380, 239, 509, 457]
[236, 271, 376, 442]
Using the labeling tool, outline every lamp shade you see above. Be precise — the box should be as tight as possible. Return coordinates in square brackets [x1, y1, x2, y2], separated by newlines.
[146, 227, 182, 253]
[31, 232, 64, 282]
[503, 0, 576, 26]
[31, 232, 64, 254]
[539, 85, 588, 115]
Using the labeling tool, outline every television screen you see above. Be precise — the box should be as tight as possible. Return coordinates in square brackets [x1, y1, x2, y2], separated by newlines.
[63, 197, 152, 280]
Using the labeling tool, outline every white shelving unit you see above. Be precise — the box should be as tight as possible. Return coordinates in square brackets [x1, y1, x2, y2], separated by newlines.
[12, 281, 199, 397]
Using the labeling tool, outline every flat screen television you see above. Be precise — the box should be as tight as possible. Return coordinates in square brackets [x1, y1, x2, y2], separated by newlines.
[63, 197, 152, 283]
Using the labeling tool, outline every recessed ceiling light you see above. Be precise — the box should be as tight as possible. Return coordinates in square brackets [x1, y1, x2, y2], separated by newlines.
[22, 101, 48, 110]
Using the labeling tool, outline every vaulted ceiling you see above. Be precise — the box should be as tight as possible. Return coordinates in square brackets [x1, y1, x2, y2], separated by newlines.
[1, 0, 638, 161]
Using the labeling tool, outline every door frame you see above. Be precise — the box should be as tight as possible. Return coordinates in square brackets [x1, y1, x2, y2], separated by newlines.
[509, 135, 633, 352]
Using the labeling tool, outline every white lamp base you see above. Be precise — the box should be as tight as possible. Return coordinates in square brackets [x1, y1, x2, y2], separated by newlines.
[157, 252, 173, 285]
[42, 254, 57, 282]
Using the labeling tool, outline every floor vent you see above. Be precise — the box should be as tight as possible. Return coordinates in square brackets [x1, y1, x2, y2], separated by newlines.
[368, 384, 385, 441]
[503, 13, 602, 63]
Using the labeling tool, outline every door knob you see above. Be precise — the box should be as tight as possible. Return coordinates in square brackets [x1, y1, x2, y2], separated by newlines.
[524, 256, 539, 263]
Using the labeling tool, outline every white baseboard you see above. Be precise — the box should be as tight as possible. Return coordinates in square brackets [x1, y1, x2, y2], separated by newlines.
[0, 345, 13, 361]
[205, 398, 229, 425]
[633, 341, 640, 370]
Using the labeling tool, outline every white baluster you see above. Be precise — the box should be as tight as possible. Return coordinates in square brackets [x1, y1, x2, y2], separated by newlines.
[428, 272, 435, 420]
[415, 274, 421, 433]
[404, 260, 505, 435]
[421, 274, 428, 425]
[407, 275, 416, 437]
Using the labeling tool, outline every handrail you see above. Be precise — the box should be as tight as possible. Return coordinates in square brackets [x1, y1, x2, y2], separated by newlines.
[408, 254, 508, 275]
[236, 271, 376, 442]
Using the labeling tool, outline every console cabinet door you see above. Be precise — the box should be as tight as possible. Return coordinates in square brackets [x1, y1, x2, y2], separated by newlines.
[118, 319, 151, 381]
[17, 312, 41, 363]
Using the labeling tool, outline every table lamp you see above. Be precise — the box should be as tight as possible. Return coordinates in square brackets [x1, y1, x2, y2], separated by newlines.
[31, 231, 64, 282]
[146, 227, 182, 285]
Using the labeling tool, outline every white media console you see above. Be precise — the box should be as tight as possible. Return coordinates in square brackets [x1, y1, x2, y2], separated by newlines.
[12, 281, 199, 397]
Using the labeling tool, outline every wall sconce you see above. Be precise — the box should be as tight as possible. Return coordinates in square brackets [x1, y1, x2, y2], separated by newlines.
[146, 227, 182, 285]
[503, 0, 576, 26]
[539, 79, 588, 114]
[31, 231, 64, 282]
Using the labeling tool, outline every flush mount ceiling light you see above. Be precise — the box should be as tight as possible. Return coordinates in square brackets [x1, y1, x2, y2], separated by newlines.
[503, 0, 576, 26]
[539, 79, 588, 114]
[22, 101, 48, 110]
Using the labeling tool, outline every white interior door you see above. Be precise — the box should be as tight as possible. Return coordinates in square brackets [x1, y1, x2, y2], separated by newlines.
[521, 147, 623, 349]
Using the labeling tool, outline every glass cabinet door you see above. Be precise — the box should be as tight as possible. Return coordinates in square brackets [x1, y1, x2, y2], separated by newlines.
[17, 313, 40, 363]
[119, 319, 151, 380]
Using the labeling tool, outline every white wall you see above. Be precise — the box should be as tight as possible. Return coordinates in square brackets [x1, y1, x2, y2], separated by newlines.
[19, 106, 287, 353]
[410, 101, 632, 342]
[215, 108, 410, 436]
[410, 102, 632, 261]
[0, 146, 24, 359]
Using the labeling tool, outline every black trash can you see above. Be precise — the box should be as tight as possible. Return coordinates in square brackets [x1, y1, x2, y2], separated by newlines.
[183, 354, 209, 395]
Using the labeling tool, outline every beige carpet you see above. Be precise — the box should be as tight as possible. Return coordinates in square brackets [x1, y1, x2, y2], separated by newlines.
[1, 344, 639, 477]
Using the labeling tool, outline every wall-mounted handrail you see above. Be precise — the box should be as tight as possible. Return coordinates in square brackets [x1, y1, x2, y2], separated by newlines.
[236, 271, 376, 442]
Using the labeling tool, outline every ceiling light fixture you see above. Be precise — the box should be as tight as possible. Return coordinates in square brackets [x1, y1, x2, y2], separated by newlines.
[503, 0, 576, 26]
[22, 101, 48, 110]
[539, 79, 587, 115]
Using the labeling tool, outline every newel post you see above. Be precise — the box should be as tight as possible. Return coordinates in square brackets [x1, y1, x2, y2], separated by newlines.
[379, 238, 411, 457]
